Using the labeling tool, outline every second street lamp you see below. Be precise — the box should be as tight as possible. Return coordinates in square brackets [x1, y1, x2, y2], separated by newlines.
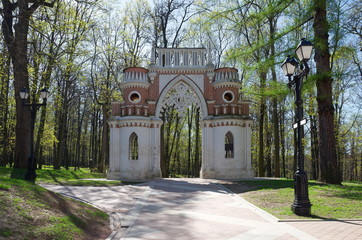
[20, 87, 49, 182]
[281, 38, 313, 216]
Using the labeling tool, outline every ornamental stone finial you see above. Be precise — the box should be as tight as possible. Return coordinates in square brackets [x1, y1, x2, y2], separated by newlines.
[150, 41, 156, 64]
[207, 42, 212, 64]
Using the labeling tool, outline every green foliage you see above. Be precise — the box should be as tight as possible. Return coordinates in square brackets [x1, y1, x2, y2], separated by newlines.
[0, 0, 361, 186]
[0, 183, 10, 191]
[0, 228, 12, 238]
[161, 104, 202, 177]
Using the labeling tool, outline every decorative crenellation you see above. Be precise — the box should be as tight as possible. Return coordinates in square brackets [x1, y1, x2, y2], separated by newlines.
[150, 68, 210, 75]
[123, 71, 148, 82]
[154, 48, 208, 67]
[212, 81, 242, 89]
[109, 120, 161, 129]
[120, 67, 150, 89]
[120, 105, 149, 117]
[214, 71, 240, 82]
[119, 81, 150, 89]
[202, 119, 252, 128]
[213, 104, 248, 116]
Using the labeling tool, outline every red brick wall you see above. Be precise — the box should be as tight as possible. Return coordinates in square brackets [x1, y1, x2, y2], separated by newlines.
[214, 86, 239, 105]
[123, 87, 149, 105]
[117, 66, 250, 118]
[111, 102, 121, 116]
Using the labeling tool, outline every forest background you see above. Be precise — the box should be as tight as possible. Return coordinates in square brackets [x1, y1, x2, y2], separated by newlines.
[0, 0, 361, 183]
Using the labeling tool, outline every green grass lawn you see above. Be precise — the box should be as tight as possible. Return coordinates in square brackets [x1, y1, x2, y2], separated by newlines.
[224, 179, 362, 220]
[0, 167, 110, 240]
[0, 166, 135, 186]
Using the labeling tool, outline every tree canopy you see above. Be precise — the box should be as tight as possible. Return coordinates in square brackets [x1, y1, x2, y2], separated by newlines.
[0, 0, 361, 183]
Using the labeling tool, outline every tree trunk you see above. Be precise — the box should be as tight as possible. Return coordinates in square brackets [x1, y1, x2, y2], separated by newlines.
[313, 0, 341, 184]
[268, 15, 281, 178]
[193, 108, 200, 177]
[265, 111, 272, 177]
[12, 7, 33, 169]
[310, 114, 319, 180]
[279, 103, 286, 178]
[98, 105, 109, 173]
[0, 55, 11, 166]
[1, 0, 55, 171]
[160, 118, 167, 177]
[258, 72, 266, 177]
[187, 107, 193, 178]
[34, 22, 58, 167]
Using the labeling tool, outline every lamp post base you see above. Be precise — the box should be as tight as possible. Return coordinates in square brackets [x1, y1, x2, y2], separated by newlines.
[291, 202, 312, 216]
[25, 170, 37, 182]
[291, 170, 312, 216]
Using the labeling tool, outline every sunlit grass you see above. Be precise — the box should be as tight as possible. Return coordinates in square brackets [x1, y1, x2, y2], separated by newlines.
[226, 179, 362, 220]
[1, 166, 124, 186]
[0, 167, 110, 239]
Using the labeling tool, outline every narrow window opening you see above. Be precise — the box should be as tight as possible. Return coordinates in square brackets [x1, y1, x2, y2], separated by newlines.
[129, 132, 139, 160]
[225, 131, 234, 158]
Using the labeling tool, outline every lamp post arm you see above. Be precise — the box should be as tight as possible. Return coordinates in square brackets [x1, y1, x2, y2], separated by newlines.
[303, 60, 310, 74]
[22, 102, 46, 108]
[297, 60, 310, 79]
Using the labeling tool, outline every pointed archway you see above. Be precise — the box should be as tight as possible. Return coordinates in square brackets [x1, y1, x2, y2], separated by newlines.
[156, 77, 204, 178]
[155, 75, 208, 118]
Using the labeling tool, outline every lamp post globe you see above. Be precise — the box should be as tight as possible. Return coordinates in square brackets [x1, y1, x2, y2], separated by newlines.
[281, 55, 298, 77]
[295, 38, 314, 62]
[40, 88, 49, 101]
[20, 88, 29, 100]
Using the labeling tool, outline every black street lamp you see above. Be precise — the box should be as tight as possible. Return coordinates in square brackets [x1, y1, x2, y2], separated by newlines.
[281, 38, 313, 216]
[20, 87, 49, 181]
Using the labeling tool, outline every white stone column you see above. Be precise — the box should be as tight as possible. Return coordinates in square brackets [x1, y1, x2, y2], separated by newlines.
[184, 51, 189, 66]
[108, 121, 121, 179]
[200, 120, 215, 178]
[175, 51, 180, 66]
[166, 51, 171, 66]
[245, 120, 253, 176]
[192, 51, 197, 65]
[201, 50, 205, 65]
[150, 118, 162, 178]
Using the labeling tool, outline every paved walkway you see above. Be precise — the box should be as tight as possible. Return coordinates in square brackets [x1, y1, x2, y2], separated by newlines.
[41, 179, 362, 240]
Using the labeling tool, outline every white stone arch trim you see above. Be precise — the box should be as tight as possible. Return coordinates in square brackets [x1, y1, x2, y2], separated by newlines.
[155, 74, 209, 118]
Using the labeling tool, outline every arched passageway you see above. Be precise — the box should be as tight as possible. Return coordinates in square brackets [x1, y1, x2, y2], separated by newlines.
[108, 47, 253, 180]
